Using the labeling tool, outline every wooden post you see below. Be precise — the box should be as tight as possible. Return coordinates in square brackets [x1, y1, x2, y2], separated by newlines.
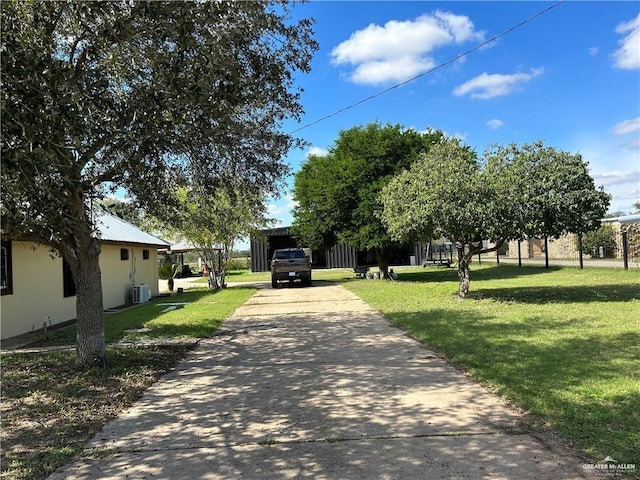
[622, 231, 629, 270]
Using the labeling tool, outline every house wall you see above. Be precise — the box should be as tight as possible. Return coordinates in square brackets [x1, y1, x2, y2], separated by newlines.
[0, 241, 161, 340]
[0, 241, 76, 339]
[100, 243, 160, 307]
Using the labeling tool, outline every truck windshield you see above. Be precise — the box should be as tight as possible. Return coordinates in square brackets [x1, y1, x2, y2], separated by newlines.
[274, 250, 306, 259]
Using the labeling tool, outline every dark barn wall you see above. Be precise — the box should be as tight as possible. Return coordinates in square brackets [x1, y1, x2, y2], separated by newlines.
[325, 244, 358, 269]
[250, 227, 421, 272]
[250, 227, 360, 272]
[250, 236, 269, 273]
[250, 227, 297, 272]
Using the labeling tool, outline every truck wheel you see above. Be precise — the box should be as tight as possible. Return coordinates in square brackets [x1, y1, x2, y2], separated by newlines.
[271, 276, 277, 288]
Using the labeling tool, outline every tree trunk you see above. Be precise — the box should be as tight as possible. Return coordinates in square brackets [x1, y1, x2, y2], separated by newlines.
[208, 270, 218, 290]
[73, 234, 107, 368]
[457, 247, 471, 299]
[373, 247, 390, 279]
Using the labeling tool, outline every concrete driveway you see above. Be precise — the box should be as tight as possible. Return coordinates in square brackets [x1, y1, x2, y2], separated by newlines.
[49, 281, 592, 479]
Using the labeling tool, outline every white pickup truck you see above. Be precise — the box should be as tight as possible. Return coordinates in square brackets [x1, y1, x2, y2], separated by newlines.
[270, 248, 312, 288]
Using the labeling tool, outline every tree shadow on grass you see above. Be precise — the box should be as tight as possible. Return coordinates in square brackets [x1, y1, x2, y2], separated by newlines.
[39, 288, 230, 346]
[0, 345, 192, 479]
[397, 264, 562, 284]
[470, 284, 640, 303]
[388, 307, 640, 463]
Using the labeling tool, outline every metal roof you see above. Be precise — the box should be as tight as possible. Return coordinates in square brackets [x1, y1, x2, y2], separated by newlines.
[602, 213, 640, 224]
[160, 240, 198, 253]
[157, 240, 223, 254]
[94, 212, 170, 247]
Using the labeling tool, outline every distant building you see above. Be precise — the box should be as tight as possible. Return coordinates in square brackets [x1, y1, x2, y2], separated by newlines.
[603, 213, 640, 259]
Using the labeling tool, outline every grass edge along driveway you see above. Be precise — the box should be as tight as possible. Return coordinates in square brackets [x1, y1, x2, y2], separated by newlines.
[0, 286, 256, 480]
[341, 264, 639, 471]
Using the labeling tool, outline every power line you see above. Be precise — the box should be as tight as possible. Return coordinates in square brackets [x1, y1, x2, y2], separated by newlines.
[288, 1, 566, 135]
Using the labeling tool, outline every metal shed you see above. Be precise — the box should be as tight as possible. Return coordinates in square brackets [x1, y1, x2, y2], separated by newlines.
[250, 227, 364, 272]
[250, 226, 422, 272]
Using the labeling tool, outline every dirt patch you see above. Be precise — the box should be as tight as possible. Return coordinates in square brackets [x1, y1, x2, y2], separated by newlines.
[0, 345, 192, 480]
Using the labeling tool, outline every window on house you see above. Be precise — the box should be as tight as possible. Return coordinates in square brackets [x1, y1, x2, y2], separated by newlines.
[1, 240, 13, 295]
[120, 248, 129, 261]
[142, 249, 150, 260]
[63, 258, 76, 298]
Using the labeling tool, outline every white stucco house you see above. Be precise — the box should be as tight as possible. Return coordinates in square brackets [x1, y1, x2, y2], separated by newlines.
[0, 212, 169, 341]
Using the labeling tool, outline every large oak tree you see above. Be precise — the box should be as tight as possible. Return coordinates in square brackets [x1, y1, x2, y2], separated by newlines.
[1, 1, 317, 367]
[292, 123, 444, 277]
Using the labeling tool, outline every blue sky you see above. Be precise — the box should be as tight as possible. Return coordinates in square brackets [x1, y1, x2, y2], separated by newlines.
[265, 1, 640, 231]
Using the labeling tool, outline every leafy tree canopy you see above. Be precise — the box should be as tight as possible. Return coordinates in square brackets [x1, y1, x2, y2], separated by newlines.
[98, 198, 144, 227]
[380, 138, 610, 297]
[159, 179, 274, 289]
[483, 142, 611, 239]
[2, 0, 316, 239]
[292, 122, 444, 276]
[1, 0, 317, 367]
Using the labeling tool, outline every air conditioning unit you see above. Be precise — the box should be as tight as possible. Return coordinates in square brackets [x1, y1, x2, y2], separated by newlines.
[132, 284, 151, 304]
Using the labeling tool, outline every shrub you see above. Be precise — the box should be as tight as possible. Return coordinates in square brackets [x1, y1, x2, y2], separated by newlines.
[580, 224, 616, 258]
[227, 257, 250, 271]
[158, 263, 180, 279]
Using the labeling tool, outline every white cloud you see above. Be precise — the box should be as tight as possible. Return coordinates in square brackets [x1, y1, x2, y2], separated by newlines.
[613, 117, 640, 135]
[351, 55, 436, 85]
[613, 13, 640, 69]
[579, 139, 639, 214]
[592, 170, 638, 187]
[266, 203, 288, 217]
[306, 146, 329, 158]
[588, 47, 599, 56]
[453, 131, 467, 141]
[441, 130, 467, 141]
[285, 192, 298, 209]
[331, 11, 484, 85]
[453, 68, 543, 99]
[266, 193, 297, 225]
[486, 118, 504, 129]
[619, 188, 640, 201]
[591, 170, 640, 213]
[623, 137, 640, 149]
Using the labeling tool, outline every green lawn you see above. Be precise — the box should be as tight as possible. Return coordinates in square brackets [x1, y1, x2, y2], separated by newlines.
[18, 266, 639, 472]
[341, 264, 640, 466]
[43, 286, 257, 345]
[1, 286, 256, 480]
[201, 268, 356, 283]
